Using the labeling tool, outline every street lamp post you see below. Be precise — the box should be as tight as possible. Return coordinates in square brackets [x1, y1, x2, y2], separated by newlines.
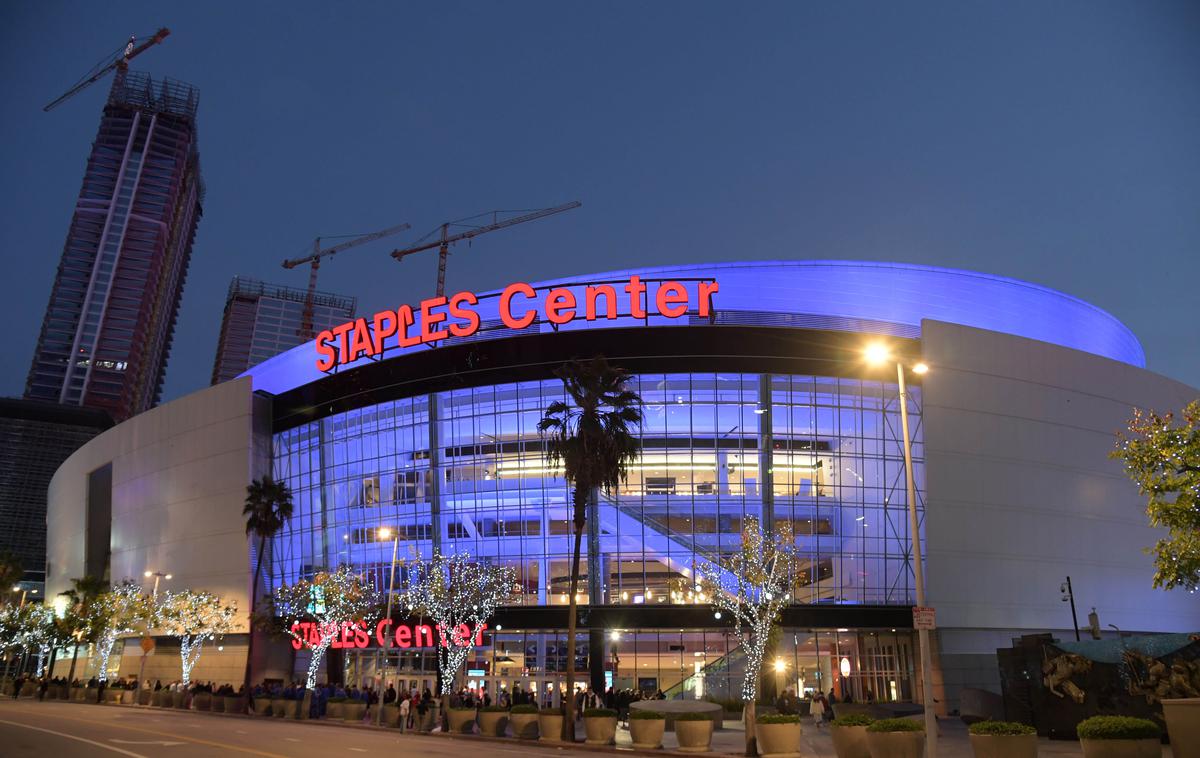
[1060, 577, 1081, 641]
[866, 343, 937, 758]
[12, 585, 29, 608]
[375, 527, 400, 726]
[138, 571, 171, 693]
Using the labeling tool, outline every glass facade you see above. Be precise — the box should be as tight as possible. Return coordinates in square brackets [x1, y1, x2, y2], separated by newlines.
[272, 371, 923, 607]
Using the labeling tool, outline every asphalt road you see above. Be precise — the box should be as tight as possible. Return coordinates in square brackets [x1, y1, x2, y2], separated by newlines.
[0, 699, 611, 758]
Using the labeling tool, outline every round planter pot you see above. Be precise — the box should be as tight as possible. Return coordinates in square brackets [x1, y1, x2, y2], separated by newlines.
[285, 699, 302, 719]
[381, 703, 399, 727]
[211, 695, 225, 713]
[758, 722, 802, 758]
[676, 719, 714, 753]
[866, 731, 925, 758]
[194, 692, 211, 711]
[447, 708, 477, 734]
[1080, 739, 1161, 758]
[170, 691, 185, 708]
[271, 697, 285, 717]
[343, 702, 367, 722]
[630, 718, 666, 749]
[136, 689, 150, 705]
[120, 690, 135, 705]
[478, 711, 509, 737]
[510, 712, 540, 739]
[969, 733, 1037, 758]
[538, 712, 564, 742]
[59, 686, 71, 700]
[831, 724, 871, 758]
[1163, 698, 1200, 758]
[584, 715, 618, 745]
[326, 701, 344, 720]
[223, 696, 243, 714]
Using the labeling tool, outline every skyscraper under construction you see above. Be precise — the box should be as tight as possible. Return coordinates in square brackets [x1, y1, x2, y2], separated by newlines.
[25, 71, 203, 421]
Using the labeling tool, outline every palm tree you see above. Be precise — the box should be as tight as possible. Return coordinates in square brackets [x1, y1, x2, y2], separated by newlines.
[59, 575, 107, 683]
[240, 475, 294, 713]
[538, 356, 642, 740]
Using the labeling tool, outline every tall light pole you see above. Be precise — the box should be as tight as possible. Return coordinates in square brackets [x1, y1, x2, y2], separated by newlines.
[12, 585, 29, 608]
[375, 527, 400, 726]
[866, 343, 937, 758]
[138, 571, 171, 692]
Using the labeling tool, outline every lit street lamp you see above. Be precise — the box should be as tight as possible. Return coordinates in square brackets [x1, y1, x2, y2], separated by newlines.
[865, 343, 936, 758]
[375, 526, 400, 726]
[143, 570, 172, 597]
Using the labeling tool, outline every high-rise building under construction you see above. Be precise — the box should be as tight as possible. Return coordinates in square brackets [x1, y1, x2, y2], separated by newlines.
[211, 277, 356, 385]
[25, 71, 203, 421]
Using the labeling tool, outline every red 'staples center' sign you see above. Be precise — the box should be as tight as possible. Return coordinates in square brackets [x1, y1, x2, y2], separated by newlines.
[289, 620, 488, 651]
[314, 275, 720, 372]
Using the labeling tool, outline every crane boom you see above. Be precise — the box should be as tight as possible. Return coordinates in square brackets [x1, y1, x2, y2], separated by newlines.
[391, 201, 581, 297]
[281, 221, 412, 340]
[44, 28, 170, 112]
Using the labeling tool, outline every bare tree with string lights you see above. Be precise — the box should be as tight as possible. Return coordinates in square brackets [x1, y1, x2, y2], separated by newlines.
[91, 582, 152, 683]
[265, 566, 380, 690]
[397, 550, 517, 698]
[156, 590, 238, 686]
[697, 517, 797, 757]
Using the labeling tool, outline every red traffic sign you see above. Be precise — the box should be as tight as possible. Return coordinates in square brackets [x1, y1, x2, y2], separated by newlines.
[912, 606, 936, 630]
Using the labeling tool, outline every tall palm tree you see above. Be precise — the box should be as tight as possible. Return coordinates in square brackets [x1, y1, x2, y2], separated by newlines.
[538, 356, 642, 740]
[241, 475, 294, 713]
[59, 575, 107, 683]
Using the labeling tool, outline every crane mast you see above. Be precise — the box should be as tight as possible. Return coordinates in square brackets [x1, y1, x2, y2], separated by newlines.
[281, 221, 412, 339]
[391, 201, 581, 297]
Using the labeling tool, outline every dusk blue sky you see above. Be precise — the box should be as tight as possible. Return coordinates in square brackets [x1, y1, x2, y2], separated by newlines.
[2, 1, 1197, 402]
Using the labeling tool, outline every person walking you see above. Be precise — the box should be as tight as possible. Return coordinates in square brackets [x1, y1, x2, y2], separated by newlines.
[810, 692, 825, 728]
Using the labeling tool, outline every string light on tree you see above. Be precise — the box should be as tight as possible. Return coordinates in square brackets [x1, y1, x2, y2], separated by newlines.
[397, 550, 517, 696]
[266, 566, 380, 690]
[155, 590, 237, 685]
[697, 517, 797, 757]
[90, 582, 152, 683]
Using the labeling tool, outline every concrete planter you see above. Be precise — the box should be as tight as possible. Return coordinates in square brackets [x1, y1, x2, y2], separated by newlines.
[211, 695, 225, 713]
[538, 712, 564, 742]
[171, 691, 185, 708]
[630, 717, 666, 749]
[1079, 739, 1161, 758]
[584, 715, 618, 745]
[343, 701, 367, 722]
[866, 731, 925, 758]
[478, 711, 508, 737]
[447, 708, 477, 734]
[969, 733, 1037, 758]
[510, 712, 540, 739]
[271, 697, 285, 717]
[120, 690, 135, 705]
[381, 703, 400, 727]
[1163, 698, 1200, 758]
[676, 719, 714, 753]
[283, 699, 302, 719]
[831, 724, 871, 758]
[223, 696, 243, 713]
[136, 689, 150, 705]
[758, 722, 803, 758]
[193, 692, 211, 711]
[58, 685, 71, 700]
[326, 701, 345, 719]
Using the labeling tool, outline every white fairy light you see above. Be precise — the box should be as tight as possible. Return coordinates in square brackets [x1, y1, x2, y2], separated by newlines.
[155, 590, 237, 685]
[90, 582, 151, 683]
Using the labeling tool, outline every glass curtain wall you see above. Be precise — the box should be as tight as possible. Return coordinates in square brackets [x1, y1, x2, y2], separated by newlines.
[271, 372, 925, 610]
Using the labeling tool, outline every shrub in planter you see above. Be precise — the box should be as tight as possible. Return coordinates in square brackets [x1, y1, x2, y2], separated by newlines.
[1076, 716, 1161, 758]
[967, 721, 1037, 758]
[831, 714, 875, 758]
[538, 710, 564, 743]
[510, 704, 540, 739]
[342, 699, 367, 722]
[865, 718, 925, 758]
[675, 711, 715, 753]
[630, 710, 666, 749]
[447, 706, 478, 734]
[1161, 698, 1200, 758]
[584, 708, 619, 745]
[478, 705, 509, 737]
[757, 713, 803, 758]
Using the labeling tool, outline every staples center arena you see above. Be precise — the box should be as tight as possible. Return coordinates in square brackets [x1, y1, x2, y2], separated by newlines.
[46, 260, 1199, 711]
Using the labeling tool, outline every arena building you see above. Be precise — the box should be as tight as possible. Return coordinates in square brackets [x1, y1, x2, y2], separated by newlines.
[45, 260, 1199, 712]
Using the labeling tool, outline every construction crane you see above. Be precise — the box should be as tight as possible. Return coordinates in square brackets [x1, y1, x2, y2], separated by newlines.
[44, 28, 171, 112]
[281, 222, 412, 339]
[391, 201, 582, 298]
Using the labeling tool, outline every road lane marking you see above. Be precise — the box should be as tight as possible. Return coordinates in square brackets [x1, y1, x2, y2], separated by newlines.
[285, 737, 300, 742]
[349, 749, 367, 753]
[111, 739, 185, 746]
[0, 719, 148, 757]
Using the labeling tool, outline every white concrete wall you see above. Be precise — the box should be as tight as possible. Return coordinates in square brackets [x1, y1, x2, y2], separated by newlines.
[920, 319, 1200, 710]
[47, 377, 260, 632]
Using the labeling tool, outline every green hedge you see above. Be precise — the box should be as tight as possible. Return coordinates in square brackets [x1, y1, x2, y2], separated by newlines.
[480, 705, 508, 712]
[866, 718, 925, 733]
[969, 721, 1036, 736]
[327, 696, 346, 703]
[449, 706, 477, 711]
[1076, 716, 1160, 741]
[759, 714, 801, 725]
[584, 708, 618, 718]
[510, 704, 538, 714]
[831, 714, 875, 727]
[675, 711, 714, 722]
[629, 710, 665, 720]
